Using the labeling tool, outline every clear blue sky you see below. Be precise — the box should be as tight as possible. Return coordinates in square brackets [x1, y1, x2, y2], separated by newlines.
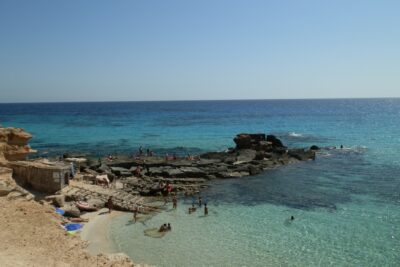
[0, 0, 399, 102]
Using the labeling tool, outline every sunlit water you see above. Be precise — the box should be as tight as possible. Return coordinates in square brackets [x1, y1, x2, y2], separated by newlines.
[1, 99, 400, 266]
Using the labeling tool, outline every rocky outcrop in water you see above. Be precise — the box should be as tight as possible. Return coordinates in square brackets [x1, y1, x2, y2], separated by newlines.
[79, 133, 316, 197]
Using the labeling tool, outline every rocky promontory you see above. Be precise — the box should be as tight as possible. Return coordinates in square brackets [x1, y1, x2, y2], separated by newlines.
[66, 133, 316, 206]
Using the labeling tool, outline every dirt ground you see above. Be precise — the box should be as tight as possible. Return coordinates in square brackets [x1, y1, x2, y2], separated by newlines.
[0, 197, 138, 267]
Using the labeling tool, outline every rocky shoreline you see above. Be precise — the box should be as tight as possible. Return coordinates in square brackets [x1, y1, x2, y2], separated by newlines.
[0, 127, 318, 266]
[60, 133, 317, 213]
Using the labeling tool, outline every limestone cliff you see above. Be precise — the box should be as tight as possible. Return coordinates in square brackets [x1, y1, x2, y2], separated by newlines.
[0, 127, 36, 162]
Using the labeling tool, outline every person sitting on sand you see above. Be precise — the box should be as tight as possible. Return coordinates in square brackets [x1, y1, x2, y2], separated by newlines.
[204, 203, 208, 216]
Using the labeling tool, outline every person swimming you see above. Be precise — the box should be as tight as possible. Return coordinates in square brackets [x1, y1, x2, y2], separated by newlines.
[159, 223, 168, 232]
[189, 203, 197, 213]
[291, 216, 295, 221]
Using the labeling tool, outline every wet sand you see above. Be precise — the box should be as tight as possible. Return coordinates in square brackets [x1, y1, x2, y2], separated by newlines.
[81, 208, 125, 255]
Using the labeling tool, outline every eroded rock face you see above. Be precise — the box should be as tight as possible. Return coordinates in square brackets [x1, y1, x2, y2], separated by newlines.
[234, 133, 266, 149]
[0, 127, 36, 161]
[0, 167, 35, 200]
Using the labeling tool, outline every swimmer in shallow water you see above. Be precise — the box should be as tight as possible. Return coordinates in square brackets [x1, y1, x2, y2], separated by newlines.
[159, 223, 168, 232]
[291, 216, 295, 221]
[189, 203, 197, 214]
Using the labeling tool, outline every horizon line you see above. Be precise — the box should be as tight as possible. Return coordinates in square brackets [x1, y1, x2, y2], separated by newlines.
[0, 96, 399, 104]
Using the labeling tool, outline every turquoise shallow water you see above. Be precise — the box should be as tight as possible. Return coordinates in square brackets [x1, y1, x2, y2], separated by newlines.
[1, 99, 400, 266]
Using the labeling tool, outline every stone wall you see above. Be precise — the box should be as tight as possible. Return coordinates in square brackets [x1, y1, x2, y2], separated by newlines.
[9, 161, 71, 193]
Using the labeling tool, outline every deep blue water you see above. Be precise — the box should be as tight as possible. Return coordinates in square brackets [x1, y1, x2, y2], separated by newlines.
[1, 99, 400, 266]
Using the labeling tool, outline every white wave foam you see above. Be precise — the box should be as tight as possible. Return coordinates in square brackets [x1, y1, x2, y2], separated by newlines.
[288, 132, 303, 137]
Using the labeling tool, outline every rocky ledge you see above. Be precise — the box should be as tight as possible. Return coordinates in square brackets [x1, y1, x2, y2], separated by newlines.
[77, 133, 316, 199]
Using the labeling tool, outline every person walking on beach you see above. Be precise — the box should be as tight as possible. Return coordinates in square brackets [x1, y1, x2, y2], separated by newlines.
[204, 203, 208, 216]
[172, 195, 177, 209]
[107, 196, 113, 213]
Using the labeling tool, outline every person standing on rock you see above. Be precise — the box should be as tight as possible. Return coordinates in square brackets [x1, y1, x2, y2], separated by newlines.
[107, 196, 113, 213]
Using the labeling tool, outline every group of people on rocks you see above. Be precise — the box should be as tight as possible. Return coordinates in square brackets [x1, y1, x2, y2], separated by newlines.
[137, 146, 197, 161]
[138, 146, 155, 157]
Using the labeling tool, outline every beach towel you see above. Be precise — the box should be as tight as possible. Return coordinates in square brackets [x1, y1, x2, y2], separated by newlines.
[56, 208, 65, 215]
[64, 223, 83, 232]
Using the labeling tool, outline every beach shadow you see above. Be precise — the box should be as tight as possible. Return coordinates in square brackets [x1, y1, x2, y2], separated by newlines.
[98, 211, 110, 216]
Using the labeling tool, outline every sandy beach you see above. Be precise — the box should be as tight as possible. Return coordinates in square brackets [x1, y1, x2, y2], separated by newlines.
[0, 197, 135, 267]
[80, 208, 124, 255]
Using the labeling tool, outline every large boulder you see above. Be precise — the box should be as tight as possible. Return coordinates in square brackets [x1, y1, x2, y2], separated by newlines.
[266, 135, 285, 148]
[63, 203, 81, 218]
[310, 145, 320, 151]
[234, 133, 266, 150]
[233, 134, 252, 149]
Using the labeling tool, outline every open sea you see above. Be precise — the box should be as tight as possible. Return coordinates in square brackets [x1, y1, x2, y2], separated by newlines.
[1, 99, 399, 266]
